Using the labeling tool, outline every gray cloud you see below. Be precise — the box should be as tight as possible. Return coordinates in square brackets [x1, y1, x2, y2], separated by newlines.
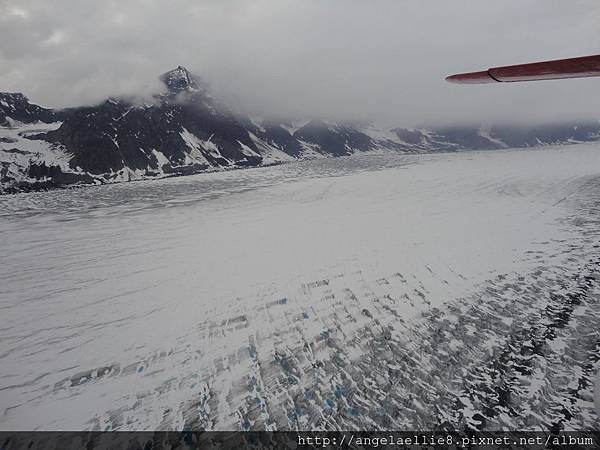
[1, 0, 599, 126]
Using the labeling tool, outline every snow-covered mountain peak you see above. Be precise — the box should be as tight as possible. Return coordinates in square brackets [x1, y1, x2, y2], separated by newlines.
[0, 92, 60, 125]
[0, 92, 28, 103]
[0, 92, 31, 113]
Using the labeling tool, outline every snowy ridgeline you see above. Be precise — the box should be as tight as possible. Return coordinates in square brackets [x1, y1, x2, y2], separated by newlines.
[1, 145, 600, 431]
[2, 66, 600, 193]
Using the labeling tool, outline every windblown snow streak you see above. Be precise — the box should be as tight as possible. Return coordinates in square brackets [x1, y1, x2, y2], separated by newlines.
[1, 145, 599, 431]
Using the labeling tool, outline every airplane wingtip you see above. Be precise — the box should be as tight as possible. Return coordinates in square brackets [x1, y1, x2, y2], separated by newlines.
[445, 70, 497, 84]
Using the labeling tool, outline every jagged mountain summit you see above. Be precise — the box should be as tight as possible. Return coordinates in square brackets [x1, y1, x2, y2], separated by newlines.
[160, 65, 206, 94]
[1, 66, 600, 193]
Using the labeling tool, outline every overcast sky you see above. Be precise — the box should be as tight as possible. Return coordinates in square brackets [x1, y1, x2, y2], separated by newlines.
[1, 0, 599, 126]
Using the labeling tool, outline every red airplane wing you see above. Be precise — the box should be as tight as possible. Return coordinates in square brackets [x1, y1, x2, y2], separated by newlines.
[446, 54, 600, 84]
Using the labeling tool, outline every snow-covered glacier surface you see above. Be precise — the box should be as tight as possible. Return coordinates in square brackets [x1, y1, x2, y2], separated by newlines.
[1, 145, 600, 431]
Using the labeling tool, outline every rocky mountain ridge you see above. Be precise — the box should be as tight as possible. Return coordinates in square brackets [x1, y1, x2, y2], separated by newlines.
[2, 66, 600, 193]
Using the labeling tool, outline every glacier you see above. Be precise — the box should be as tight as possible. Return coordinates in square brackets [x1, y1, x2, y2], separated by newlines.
[1, 144, 600, 431]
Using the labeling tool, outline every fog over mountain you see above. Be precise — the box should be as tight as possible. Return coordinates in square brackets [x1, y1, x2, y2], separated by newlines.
[1, 0, 599, 126]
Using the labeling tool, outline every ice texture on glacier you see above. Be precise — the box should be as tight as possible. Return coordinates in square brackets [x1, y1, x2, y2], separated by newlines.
[1, 144, 600, 430]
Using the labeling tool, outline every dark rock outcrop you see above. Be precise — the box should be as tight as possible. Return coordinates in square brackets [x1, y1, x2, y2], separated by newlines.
[42, 67, 264, 175]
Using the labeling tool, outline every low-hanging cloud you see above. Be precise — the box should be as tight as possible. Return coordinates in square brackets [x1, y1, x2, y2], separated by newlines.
[1, 0, 599, 126]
